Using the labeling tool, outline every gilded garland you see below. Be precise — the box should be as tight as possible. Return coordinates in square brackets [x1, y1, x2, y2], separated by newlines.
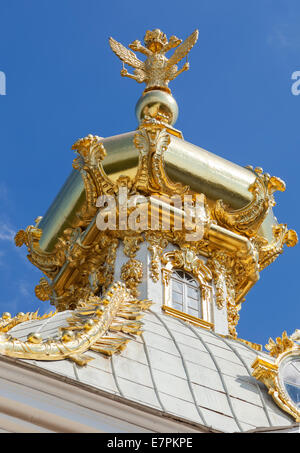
[0, 283, 151, 364]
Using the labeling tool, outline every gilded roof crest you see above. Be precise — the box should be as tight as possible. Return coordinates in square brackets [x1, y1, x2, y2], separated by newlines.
[109, 29, 199, 92]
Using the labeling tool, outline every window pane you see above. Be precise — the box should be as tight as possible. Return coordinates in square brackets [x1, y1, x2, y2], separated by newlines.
[283, 360, 300, 386]
[173, 302, 183, 311]
[282, 359, 300, 408]
[189, 279, 198, 287]
[172, 280, 183, 293]
[175, 270, 184, 279]
[284, 383, 300, 407]
[187, 297, 199, 310]
[188, 307, 199, 317]
[187, 286, 199, 299]
[293, 361, 300, 373]
[172, 291, 183, 304]
[170, 270, 202, 320]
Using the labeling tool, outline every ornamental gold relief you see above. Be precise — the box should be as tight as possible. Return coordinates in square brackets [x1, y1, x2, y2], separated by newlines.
[133, 126, 188, 195]
[161, 248, 213, 326]
[206, 251, 231, 310]
[145, 231, 168, 283]
[109, 29, 198, 92]
[14, 222, 68, 279]
[206, 251, 243, 338]
[0, 310, 56, 334]
[72, 134, 115, 225]
[0, 282, 152, 364]
[213, 167, 286, 238]
[121, 258, 144, 297]
[254, 224, 298, 271]
[252, 331, 300, 422]
[14, 128, 296, 319]
[161, 248, 212, 284]
[123, 235, 144, 258]
[35, 277, 53, 301]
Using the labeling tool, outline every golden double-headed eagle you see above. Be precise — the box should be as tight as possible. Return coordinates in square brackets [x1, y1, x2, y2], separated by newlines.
[109, 29, 199, 92]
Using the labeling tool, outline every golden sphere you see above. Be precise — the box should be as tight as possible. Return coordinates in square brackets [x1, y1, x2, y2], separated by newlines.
[135, 90, 178, 126]
[2, 312, 11, 320]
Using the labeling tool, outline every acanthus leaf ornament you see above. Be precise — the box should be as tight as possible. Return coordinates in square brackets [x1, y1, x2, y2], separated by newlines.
[14, 222, 67, 280]
[254, 224, 298, 271]
[72, 134, 115, 225]
[133, 126, 188, 195]
[265, 331, 295, 358]
[213, 167, 286, 238]
[161, 248, 212, 283]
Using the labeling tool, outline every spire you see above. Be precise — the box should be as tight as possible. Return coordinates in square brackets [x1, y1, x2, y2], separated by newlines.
[109, 29, 199, 126]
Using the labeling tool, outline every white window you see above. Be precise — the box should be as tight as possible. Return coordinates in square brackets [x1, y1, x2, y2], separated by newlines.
[281, 357, 300, 409]
[171, 269, 201, 318]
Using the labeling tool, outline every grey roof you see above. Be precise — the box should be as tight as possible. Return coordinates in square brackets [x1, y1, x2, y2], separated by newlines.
[9, 309, 295, 433]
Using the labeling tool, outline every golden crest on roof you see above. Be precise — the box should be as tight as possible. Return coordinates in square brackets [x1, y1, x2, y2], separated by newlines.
[109, 29, 199, 92]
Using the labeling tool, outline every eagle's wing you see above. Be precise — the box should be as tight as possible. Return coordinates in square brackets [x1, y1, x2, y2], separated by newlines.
[166, 30, 199, 69]
[109, 37, 144, 69]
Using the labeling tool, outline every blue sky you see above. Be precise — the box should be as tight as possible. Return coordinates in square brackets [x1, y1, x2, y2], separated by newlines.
[0, 0, 299, 347]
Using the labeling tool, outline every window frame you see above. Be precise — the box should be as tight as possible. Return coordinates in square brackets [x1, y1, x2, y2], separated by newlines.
[279, 355, 300, 411]
[161, 250, 213, 330]
[171, 269, 202, 319]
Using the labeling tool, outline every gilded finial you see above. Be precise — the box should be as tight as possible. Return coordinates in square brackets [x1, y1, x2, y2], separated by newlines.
[109, 29, 198, 127]
[109, 29, 198, 94]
